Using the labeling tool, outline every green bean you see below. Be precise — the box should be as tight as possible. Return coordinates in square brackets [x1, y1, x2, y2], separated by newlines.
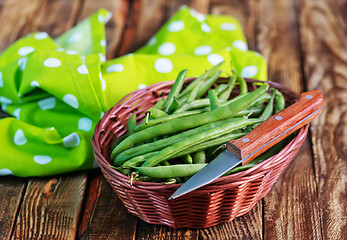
[208, 89, 219, 110]
[215, 84, 229, 95]
[196, 70, 221, 99]
[187, 81, 204, 102]
[116, 118, 250, 165]
[147, 108, 167, 119]
[182, 154, 193, 164]
[219, 75, 236, 101]
[163, 69, 188, 112]
[161, 160, 171, 166]
[275, 90, 285, 113]
[127, 114, 137, 135]
[260, 89, 276, 121]
[166, 131, 247, 160]
[178, 61, 224, 98]
[232, 69, 248, 94]
[135, 164, 207, 178]
[166, 97, 179, 114]
[192, 151, 206, 164]
[174, 99, 211, 113]
[111, 83, 269, 158]
[134, 109, 204, 132]
[141, 118, 262, 167]
[153, 98, 165, 109]
[122, 152, 158, 167]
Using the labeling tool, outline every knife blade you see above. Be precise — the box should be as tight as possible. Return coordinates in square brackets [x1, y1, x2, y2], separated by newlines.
[169, 89, 323, 200]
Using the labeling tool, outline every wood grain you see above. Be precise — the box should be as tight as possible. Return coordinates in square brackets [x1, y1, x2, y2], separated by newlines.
[12, 173, 87, 240]
[77, 171, 137, 240]
[255, 0, 322, 239]
[79, 0, 129, 59]
[0, 177, 27, 240]
[299, 0, 347, 238]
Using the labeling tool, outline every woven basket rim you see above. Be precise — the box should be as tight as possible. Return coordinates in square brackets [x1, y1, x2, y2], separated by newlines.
[93, 77, 304, 190]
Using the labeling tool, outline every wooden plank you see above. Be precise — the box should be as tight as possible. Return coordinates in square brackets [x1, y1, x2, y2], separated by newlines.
[0, 0, 42, 52]
[78, 0, 129, 59]
[299, 0, 347, 238]
[199, 203, 263, 240]
[77, 171, 138, 240]
[0, 1, 89, 239]
[23, 0, 82, 38]
[255, 0, 322, 239]
[12, 173, 87, 239]
[0, 177, 27, 240]
[0, 1, 43, 239]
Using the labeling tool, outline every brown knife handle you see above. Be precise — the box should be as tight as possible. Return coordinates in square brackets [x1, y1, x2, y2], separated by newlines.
[227, 90, 323, 165]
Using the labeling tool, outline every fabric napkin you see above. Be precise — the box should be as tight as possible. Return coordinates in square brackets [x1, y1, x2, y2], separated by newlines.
[0, 6, 267, 177]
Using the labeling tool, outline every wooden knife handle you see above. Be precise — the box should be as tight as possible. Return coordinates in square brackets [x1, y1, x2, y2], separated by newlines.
[227, 90, 323, 165]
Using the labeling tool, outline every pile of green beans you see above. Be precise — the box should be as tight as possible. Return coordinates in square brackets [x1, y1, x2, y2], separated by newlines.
[110, 62, 286, 184]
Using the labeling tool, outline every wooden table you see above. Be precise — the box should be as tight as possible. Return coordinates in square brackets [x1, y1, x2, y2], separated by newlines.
[0, 0, 346, 239]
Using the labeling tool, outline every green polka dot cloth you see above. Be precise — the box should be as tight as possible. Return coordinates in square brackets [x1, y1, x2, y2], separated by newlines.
[0, 6, 267, 177]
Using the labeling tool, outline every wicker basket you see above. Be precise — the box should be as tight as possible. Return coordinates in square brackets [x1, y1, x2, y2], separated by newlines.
[92, 78, 308, 229]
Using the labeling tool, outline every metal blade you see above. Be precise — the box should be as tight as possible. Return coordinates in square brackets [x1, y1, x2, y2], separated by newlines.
[169, 150, 242, 200]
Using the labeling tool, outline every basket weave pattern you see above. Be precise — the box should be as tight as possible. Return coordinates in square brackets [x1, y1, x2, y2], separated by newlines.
[92, 78, 308, 229]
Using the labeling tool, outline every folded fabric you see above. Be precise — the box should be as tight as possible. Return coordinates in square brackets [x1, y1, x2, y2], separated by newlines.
[0, 6, 267, 177]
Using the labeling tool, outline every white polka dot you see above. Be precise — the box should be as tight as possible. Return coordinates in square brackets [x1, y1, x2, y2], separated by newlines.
[158, 42, 176, 56]
[194, 45, 212, 55]
[56, 48, 65, 52]
[77, 65, 89, 74]
[225, 46, 233, 51]
[99, 53, 106, 62]
[18, 58, 28, 71]
[207, 53, 224, 65]
[105, 12, 112, 23]
[100, 112, 105, 119]
[0, 96, 12, 104]
[34, 32, 48, 40]
[241, 66, 258, 78]
[220, 23, 237, 31]
[63, 132, 80, 148]
[147, 37, 156, 46]
[18, 46, 35, 56]
[168, 20, 184, 32]
[0, 169, 13, 176]
[0, 72, 3, 87]
[99, 72, 106, 91]
[63, 94, 79, 108]
[44, 58, 61, 68]
[31, 81, 40, 87]
[13, 108, 20, 119]
[18, 92, 22, 97]
[98, 12, 112, 23]
[100, 39, 106, 47]
[1, 104, 7, 111]
[98, 13, 105, 23]
[78, 117, 92, 131]
[138, 84, 147, 89]
[254, 52, 261, 56]
[14, 129, 26, 145]
[232, 40, 248, 51]
[154, 58, 173, 73]
[38, 97, 56, 110]
[68, 33, 83, 44]
[34, 155, 52, 165]
[106, 64, 124, 73]
[66, 50, 78, 55]
[189, 9, 206, 22]
[201, 23, 212, 33]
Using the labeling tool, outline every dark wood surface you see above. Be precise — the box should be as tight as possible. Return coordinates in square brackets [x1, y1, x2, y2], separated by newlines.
[0, 0, 346, 239]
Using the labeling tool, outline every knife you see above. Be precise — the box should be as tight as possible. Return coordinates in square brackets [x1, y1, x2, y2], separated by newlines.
[169, 89, 323, 200]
